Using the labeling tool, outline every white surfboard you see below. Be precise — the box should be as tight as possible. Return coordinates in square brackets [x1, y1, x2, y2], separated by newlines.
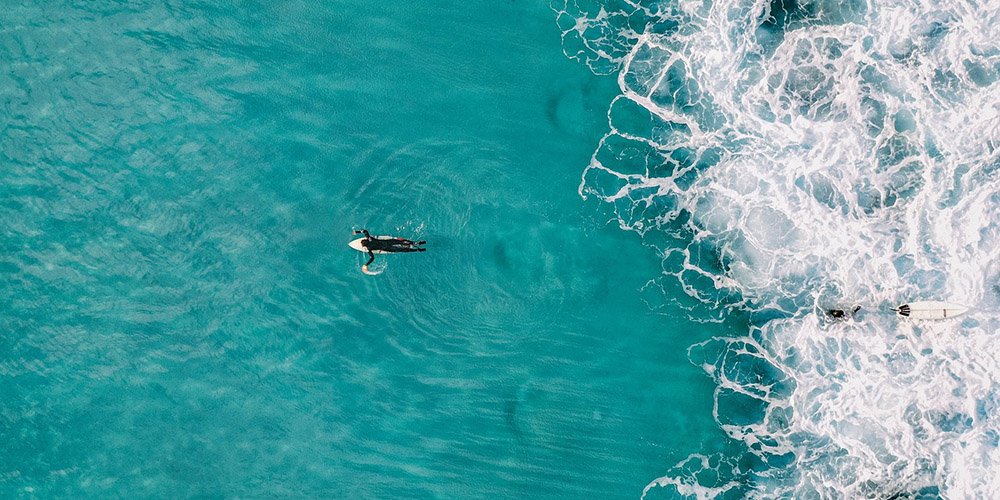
[896, 301, 969, 320]
[348, 236, 396, 254]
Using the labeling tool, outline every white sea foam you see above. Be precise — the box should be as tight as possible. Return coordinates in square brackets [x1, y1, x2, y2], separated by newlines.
[555, 0, 1000, 496]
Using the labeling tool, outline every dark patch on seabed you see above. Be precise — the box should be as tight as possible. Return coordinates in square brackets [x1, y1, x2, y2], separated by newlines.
[493, 241, 510, 270]
[504, 395, 525, 440]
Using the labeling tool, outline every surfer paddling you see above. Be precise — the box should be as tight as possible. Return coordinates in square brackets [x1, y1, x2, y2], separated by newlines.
[352, 229, 425, 274]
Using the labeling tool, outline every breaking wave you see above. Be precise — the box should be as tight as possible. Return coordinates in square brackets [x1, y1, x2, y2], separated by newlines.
[554, 0, 1000, 496]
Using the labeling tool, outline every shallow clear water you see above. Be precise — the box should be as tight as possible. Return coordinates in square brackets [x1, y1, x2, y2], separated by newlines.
[12, 0, 998, 497]
[1, 1, 735, 497]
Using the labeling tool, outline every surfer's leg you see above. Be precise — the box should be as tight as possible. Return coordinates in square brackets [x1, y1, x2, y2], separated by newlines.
[386, 244, 424, 253]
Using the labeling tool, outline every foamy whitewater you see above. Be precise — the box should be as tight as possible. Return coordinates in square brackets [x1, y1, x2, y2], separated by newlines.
[554, 0, 1000, 497]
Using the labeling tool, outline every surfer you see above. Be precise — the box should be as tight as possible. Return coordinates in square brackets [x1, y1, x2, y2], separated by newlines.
[353, 229, 425, 274]
[826, 305, 861, 319]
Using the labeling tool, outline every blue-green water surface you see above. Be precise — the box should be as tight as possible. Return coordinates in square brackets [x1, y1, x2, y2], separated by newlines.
[1, 1, 732, 497]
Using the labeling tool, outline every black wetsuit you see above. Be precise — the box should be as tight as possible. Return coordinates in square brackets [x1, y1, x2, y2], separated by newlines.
[826, 305, 861, 319]
[356, 229, 425, 267]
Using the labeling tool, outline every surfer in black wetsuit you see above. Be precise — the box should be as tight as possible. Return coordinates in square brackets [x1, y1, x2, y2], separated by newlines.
[354, 229, 425, 274]
[826, 305, 861, 319]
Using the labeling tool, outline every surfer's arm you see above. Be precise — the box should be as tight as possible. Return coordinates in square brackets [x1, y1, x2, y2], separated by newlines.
[353, 229, 371, 238]
[361, 251, 376, 275]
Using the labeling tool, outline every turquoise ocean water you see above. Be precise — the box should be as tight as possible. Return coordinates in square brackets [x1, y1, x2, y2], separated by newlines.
[1, 1, 738, 497]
